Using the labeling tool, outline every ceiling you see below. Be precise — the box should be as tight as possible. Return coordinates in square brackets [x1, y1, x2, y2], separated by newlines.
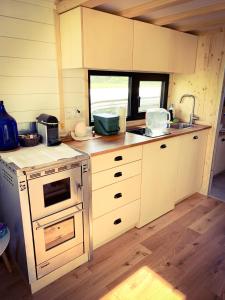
[56, 0, 225, 34]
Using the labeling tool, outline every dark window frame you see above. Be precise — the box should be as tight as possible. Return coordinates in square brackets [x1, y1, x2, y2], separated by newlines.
[88, 70, 169, 125]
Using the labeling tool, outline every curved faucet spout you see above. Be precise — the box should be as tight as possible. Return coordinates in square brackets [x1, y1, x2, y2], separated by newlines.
[179, 94, 198, 125]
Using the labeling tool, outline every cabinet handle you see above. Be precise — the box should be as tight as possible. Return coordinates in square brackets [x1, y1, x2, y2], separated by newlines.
[114, 218, 122, 225]
[114, 156, 123, 161]
[222, 138, 225, 142]
[114, 172, 122, 178]
[160, 144, 167, 149]
[193, 136, 198, 140]
[114, 192, 122, 199]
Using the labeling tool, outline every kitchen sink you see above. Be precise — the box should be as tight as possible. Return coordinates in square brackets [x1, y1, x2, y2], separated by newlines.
[127, 128, 146, 136]
[170, 122, 193, 129]
[127, 122, 193, 136]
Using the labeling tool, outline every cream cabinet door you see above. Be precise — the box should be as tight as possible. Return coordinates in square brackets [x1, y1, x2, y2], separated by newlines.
[138, 137, 179, 227]
[82, 8, 133, 70]
[60, 7, 133, 70]
[176, 131, 208, 202]
[172, 30, 197, 74]
[133, 21, 174, 73]
[133, 20, 197, 73]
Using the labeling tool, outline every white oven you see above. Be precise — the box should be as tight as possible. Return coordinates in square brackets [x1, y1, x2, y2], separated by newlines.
[0, 148, 92, 288]
[28, 164, 82, 221]
[32, 205, 84, 278]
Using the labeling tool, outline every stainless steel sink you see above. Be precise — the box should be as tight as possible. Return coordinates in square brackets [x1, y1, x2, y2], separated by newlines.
[170, 122, 193, 129]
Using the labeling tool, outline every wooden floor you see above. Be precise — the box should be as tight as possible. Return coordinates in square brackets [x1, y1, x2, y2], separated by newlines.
[1, 194, 225, 300]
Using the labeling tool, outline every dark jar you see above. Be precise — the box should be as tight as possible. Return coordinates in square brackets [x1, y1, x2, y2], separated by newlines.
[0, 101, 19, 151]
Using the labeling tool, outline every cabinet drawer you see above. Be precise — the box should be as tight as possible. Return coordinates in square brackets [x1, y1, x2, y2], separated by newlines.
[92, 160, 142, 190]
[93, 200, 140, 249]
[92, 175, 141, 219]
[91, 146, 142, 173]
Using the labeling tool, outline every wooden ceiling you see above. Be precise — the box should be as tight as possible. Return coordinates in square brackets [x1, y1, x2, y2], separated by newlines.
[56, 0, 225, 34]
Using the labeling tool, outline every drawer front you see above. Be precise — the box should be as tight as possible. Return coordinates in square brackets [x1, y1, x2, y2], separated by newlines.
[92, 175, 141, 219]
[93, 200, 140, 249]
[91, 146, 142, 173]
[92, 160, 142, 190]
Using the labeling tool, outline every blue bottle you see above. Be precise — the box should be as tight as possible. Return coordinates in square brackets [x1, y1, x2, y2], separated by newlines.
[0, 100, 19, 151]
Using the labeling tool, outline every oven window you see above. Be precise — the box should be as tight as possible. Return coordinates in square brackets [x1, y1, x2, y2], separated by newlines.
[43, 178, 71, 207]
[44, 217, 75, 251]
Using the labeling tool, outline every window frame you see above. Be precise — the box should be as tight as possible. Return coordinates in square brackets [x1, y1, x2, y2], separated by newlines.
[88, 70, 169, 125]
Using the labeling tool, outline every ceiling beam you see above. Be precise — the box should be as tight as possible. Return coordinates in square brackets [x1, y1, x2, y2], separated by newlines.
[56, 0, 109, 14]
[196, 25, 225, 35]
[153, 2, 225, 26]
[176, 17, 225, 32]
[118, 0, 193, 18]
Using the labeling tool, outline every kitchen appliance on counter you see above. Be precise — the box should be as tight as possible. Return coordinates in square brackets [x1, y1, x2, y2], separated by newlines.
[37, 114, 61, 146]
[93, 113, 119, 136]
[0, 100, 19, 151]
[145, 108, 171, 137]
[0, 145, 91, 293]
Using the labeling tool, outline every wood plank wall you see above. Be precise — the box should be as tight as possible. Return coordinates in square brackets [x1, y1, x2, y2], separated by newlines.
[168, 29, 225, 195]
[0, 0, 60, 123]
[62, 68, 89, 131]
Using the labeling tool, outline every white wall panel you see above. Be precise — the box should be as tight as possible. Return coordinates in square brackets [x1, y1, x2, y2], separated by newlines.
[0, 37, 56, 60]
[11, 109, 59, 122]
[1, 95, 59, 111]
[0, 77, 58, 94]
[0, 57, 57, 77]
[0, 0, 54, 24]
[0, 16, 55, 43]
[14, 0, 55, 9]
[0, 0, 59, 123]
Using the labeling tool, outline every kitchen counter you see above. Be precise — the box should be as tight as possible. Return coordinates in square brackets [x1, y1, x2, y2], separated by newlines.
[66, 124, 211, 156]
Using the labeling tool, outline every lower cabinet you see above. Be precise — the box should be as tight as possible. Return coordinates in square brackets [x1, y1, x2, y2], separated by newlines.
[137, 137, 179, 228]
[91, 146, 142, 249]
[92, 176, 141, 219]
[138, 130, 208, 227]
[93, 200, 139, 249]
[213, 135, 225, 175]
[91, 130, 209, 245]
[175, 131, 208, 202]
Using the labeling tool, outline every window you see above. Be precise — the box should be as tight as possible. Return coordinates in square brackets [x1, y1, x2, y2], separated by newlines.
[88, 71, 169, 124]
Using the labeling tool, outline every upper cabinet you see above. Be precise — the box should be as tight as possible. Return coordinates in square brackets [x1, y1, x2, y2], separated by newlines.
[60, 7, 133, 70]
[133, 21, 198, 73]
[60, 7, 198, 74]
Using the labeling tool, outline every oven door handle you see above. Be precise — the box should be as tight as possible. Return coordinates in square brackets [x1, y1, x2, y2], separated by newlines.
[35, 208, 84, 230]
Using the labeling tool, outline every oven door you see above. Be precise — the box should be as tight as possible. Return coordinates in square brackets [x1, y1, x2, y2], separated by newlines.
[28, 166, 82, 221]
[32, 205, 83, 266]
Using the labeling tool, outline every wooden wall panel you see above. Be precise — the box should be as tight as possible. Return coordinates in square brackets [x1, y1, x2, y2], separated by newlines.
[168, 30, 225, 195]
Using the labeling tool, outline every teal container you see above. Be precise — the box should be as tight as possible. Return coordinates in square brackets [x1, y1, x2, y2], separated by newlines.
[93, 113, 119, 136]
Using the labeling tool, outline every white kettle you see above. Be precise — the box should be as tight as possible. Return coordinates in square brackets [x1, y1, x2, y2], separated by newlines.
[145, 108, 171, 137]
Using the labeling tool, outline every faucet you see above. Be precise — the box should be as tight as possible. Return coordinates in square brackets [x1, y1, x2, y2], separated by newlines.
[179, 94, 199, 125]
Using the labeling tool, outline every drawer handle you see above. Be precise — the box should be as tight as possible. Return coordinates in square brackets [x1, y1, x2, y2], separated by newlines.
[114, 172, 122, 178]
[160, 144, 167, 149]
[114, 218, 122, 225]
[114, 192, 122, 199]
[193, 136, 198, 140]
[114, 156, 123, 161]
